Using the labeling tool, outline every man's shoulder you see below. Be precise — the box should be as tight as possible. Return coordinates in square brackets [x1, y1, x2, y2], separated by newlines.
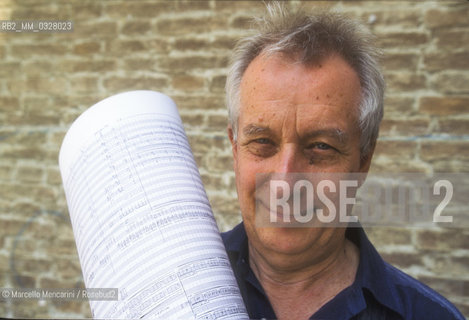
[221, 222, 245, 250]
[381, 260, 464, 320]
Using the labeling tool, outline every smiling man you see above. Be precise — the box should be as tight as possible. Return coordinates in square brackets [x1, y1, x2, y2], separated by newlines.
[221, 4, 464, 320]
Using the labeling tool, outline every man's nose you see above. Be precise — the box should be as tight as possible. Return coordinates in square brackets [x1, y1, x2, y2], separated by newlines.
[268, 145, 307, 208]
[277, 144, 302, 174]
[272, 144, 305, 191]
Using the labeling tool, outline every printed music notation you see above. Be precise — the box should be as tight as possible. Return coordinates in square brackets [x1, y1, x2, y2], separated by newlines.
[59, 91, 248, 319]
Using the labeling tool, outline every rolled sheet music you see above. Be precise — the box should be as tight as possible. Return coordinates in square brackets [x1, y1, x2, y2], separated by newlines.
[59, 91, 248, 319]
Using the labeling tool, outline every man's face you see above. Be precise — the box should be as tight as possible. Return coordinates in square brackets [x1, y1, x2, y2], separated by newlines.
[229, 53, 373, 261]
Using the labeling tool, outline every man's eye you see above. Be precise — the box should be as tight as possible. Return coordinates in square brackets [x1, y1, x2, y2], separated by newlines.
[246, 138, 276, 158]
[254, 138, 272, 145]
[316, 143, 331, 150]
[308, 142, 332, 150]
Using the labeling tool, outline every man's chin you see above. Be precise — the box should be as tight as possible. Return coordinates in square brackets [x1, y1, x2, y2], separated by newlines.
[251, 225, 323, 255]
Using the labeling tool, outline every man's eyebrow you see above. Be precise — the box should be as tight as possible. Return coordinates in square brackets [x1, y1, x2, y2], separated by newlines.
[242, 125, 348, 143]
[242, 124, 272, 136]
[304, 129, 349, 144]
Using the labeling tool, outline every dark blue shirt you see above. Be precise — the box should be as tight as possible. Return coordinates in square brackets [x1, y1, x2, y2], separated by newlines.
[222, 223, 464, 320]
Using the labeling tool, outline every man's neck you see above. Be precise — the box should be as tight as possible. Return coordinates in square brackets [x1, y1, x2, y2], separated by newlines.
[248, 237, 359, 319]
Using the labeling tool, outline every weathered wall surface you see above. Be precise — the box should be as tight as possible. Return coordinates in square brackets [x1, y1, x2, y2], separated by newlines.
[0, 0, 468, 318]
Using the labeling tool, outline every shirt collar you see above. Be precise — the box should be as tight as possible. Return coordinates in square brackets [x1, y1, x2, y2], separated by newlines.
[223, 222, 406, 318]
[347, 224, 405, 317]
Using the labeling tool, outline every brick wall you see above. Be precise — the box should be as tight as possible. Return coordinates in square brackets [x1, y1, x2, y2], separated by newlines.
[0, 0, 468, 318]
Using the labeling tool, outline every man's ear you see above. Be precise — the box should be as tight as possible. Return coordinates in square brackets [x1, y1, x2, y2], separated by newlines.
[359, 150, 373, 174]
[227, 125, 238, 166]
[357, 142, 376, 187]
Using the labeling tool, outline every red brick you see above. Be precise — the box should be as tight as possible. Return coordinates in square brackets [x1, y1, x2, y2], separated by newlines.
[378, 32, 428, 48]
[103, 76, 168, 92]
[13, 255, 53, 274]
[206, 114, 229, 131]
[209, 195, 241, 216]
[380, 118, 429, 136]
[22, 60, 55, 77]
[174, 38, 208, 51]
[437, 119, 469, 135]
[369, 159, 430, 174]
[173, 36, 236, 51]
[360, 10, 422, 28]
[172, 74, 205, 91]
[419, 97, 469, 116]
[418, 275, 469, 298]
[0, 96, 20, 112]
[210, 75, 227, 93]
[146, 39, 171, 54]
[105, 40, 169, 55]
[201, 173, 228, 191]
[105, 2, 174, 18]
[187, 135, 227, 153]
[374, 141, 417, 160]
[180, 113, 205, 128]
[70, 60, 116, 73]
[433, 29, 469, 50]
[425, 7, 469, 29]
[382, 53, 419, 71]
[214, 1, 266, 11]
[172, 95, 226, 111]
[420, 141, 469, 161]
[72, 77, 99, 94]
[212, 37, 237, 50]
[121, 21, 151, 35]
[155, 15, 226, 35]
[384, 96, 416, 116]
[73, 3, 102, 20]
[430, 72, 469, 94]
[122, 59, 156, 71]
[0, 8, 13, 20]
[78, 21, 117, 37]
[175, 1, 211, 11]
[431, 160, 469, 173]
[0, 62, 20, 78]
[385, 72, 426, 92]
[39, 277, 76, 289]
[424, 52, 469, 71]
[416, 229, 469, 251]
[11, 44, 67, 58]
[230, 15, 253, 29]
[0, 218, 27, 235]
[16, 166, 44, 183]
[55, 258, 82, 279]
[206, 154, 234, 172]
[381, 252, 422, 269]
[2, 146, 50, 162]
[73, 42, 101, 55]
[0, 165, 12, 181]
[25, 77, 68, 95]
[46, 168, 62, 185]
[10, 5, 61, 20]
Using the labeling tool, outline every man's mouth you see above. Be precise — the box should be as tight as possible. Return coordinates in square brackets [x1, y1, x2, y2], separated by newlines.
[256, 199, 317, 224]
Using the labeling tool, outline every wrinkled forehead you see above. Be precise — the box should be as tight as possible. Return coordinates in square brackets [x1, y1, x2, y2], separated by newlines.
[239, 53, 362, 117]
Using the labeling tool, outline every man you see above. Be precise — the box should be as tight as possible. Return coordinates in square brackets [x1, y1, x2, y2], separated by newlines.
[221, 4, 464, 320]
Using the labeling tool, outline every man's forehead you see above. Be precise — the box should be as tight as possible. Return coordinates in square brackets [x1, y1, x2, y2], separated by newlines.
[240, 54, 362, 110]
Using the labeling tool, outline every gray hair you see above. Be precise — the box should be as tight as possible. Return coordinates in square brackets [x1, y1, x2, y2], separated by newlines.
[225, 3, 385, 158]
